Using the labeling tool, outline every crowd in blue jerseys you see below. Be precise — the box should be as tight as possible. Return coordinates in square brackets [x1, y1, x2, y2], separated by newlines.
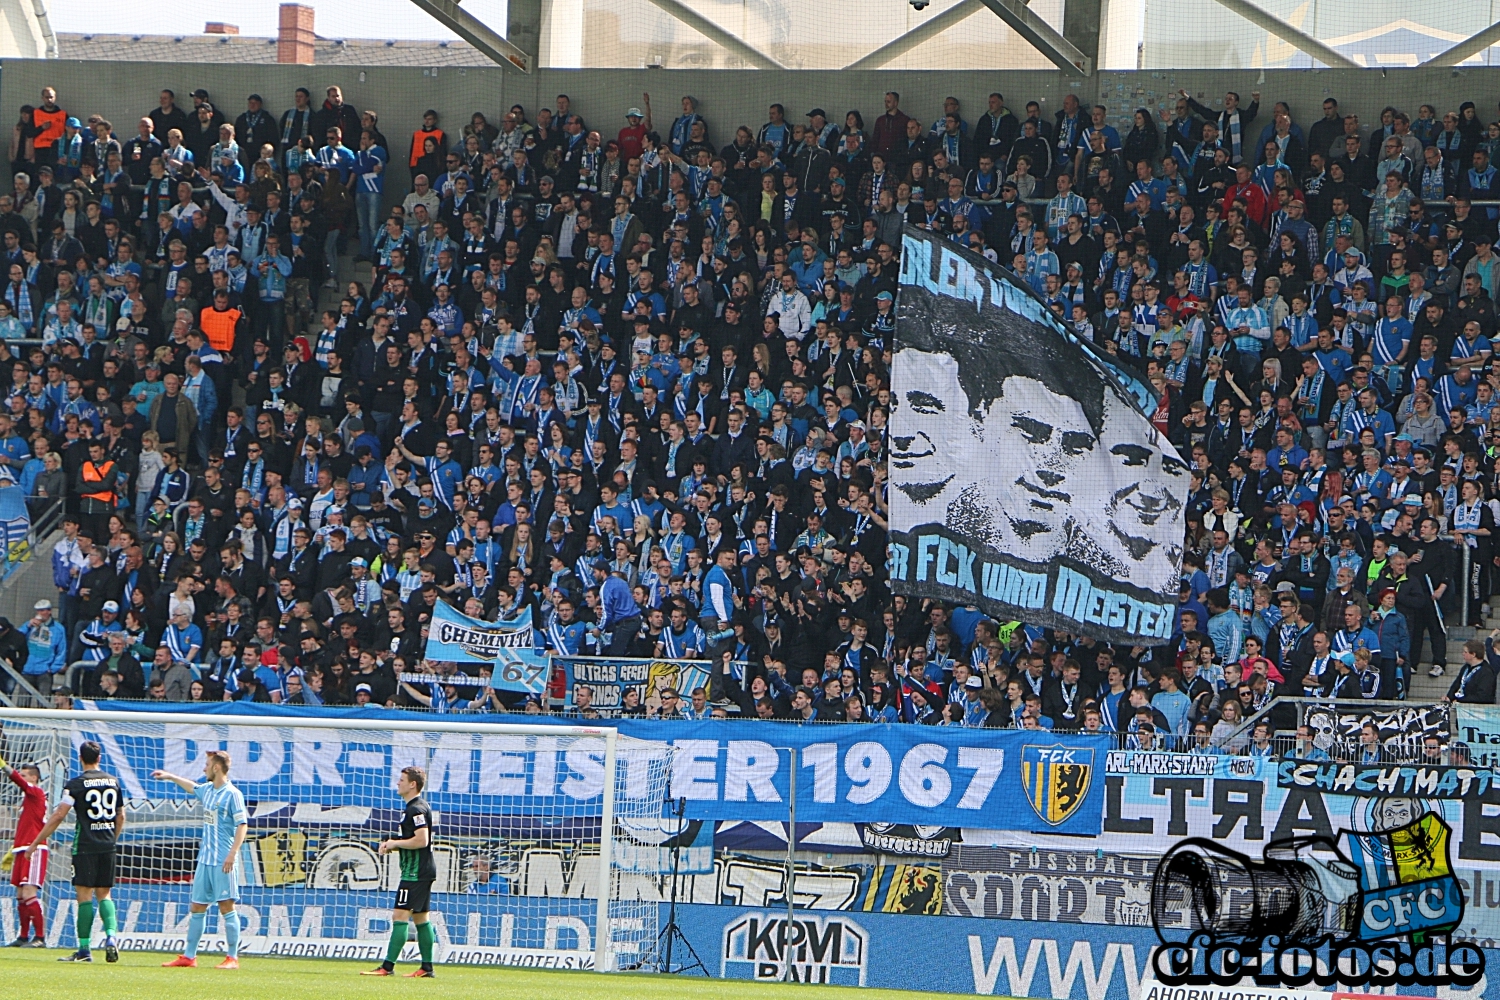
[3, 77, 1498, 740]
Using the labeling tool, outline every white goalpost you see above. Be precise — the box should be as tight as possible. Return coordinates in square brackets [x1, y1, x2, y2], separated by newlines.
[0, 708, 675, 971]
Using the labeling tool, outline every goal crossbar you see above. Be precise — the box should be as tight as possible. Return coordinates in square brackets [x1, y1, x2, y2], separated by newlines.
[0, 707, 613, 740]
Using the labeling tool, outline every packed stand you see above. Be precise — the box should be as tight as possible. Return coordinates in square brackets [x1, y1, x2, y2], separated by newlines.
[0, 80, 1495, 750]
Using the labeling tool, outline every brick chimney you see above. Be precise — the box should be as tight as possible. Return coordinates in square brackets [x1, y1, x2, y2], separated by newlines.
[204, 22, 239, 34]
[278, 3, 315, 65]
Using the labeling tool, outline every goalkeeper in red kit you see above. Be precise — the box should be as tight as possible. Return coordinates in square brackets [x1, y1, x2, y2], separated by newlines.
[1, 751, 47, 946]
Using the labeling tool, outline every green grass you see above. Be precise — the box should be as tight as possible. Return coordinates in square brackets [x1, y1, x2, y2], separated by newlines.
[0, 948, 946, 1000]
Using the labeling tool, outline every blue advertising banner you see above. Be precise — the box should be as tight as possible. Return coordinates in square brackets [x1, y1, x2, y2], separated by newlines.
[424, 602, 549, 695]
[653, 721, 1108, 834]
[10, 877, 1500, 995]
[668, 903, 1500, 997]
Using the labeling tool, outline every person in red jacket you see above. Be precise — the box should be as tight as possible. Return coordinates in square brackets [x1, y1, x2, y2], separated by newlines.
[1222, 162, 1270, 230]
[869, 91, 912, 160]
[3, 753, 47, 946]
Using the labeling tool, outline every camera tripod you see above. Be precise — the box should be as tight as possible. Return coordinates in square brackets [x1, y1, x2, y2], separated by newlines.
[643, 795, 707, 976]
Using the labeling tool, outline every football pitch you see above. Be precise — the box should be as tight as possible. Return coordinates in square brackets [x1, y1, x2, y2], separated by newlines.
[0, 949, 958, 1000]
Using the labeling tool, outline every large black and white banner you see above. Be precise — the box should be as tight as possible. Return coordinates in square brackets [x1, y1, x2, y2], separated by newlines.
[888, 227, 1187, 643]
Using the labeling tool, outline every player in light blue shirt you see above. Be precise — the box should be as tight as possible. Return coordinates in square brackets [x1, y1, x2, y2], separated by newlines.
[152, 751, 248, 969]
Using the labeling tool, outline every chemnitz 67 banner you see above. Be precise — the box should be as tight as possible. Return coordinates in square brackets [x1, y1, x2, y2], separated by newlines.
[424, 601, 549, 695]
[888, 227, 1187, 644]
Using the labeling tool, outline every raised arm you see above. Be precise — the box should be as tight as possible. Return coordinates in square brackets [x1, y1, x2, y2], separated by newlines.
[150, 769, 199, 793]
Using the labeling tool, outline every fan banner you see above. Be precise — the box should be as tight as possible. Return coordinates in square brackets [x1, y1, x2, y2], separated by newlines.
[888, 226, 1187, 643]
[553, 655, 714, 714]
[424, 601, 549, 694]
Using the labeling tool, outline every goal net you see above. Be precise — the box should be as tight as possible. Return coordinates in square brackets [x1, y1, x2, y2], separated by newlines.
[0, 708, 674, 970]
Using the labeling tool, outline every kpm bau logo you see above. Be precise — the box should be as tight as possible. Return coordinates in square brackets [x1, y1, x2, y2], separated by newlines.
[721, 913, 867, 985]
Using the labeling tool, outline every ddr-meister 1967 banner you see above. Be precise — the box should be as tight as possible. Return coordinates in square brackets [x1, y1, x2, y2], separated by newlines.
[888, 227, 1187, 643]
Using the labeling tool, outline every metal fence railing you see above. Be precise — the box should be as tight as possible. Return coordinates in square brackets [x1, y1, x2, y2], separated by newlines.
[27, 495, 63, 544]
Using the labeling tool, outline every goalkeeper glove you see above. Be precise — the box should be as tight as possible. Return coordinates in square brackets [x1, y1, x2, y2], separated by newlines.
[0, 849, 13, 874]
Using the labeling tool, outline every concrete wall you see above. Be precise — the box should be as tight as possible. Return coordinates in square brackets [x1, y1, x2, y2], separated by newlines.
[2, 59, 1499, 196]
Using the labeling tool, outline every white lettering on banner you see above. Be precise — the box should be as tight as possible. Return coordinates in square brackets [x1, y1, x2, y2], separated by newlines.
[723, 740, 1015, 815]
[1105, 752, 1216, 776]
[291, 739, 345, 786]
[724, 741, 782, 803]
[428, 733, 474, 793]
[560, 739, 606, 800]
[99, 719, 1100, 833]
[967, 936, 1145, 1000]
[476, 736, 529, 797]
[956, 748, 1007, 809]
[804, 742, 840, 803]
[671, 740, 721, 800]
[844, 742, 893, 805]
[899, 744, 952, 807]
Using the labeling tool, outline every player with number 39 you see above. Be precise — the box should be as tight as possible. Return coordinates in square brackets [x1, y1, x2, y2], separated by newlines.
[28, 740, 124, 963]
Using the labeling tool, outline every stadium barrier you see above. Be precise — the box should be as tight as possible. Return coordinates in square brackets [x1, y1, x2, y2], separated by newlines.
[4, 701, 1500, 996]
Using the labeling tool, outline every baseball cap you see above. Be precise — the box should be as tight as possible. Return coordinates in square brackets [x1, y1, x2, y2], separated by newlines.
[102, 601, 119, 613]
[33, 600, 50, 611]
[807, 108, 827, 118]
[349, 557, 367, 568]
[355, 683, 373, 694]
[876, 291, 893, 302]
[965, 675, 984, 689]
[625, 107, 643, 119]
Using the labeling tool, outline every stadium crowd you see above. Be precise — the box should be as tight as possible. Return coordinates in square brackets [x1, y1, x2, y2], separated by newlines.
[0, 78, 1495, 747]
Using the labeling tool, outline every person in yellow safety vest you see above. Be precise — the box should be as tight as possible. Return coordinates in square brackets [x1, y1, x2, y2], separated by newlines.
[77, 441, 116, 543]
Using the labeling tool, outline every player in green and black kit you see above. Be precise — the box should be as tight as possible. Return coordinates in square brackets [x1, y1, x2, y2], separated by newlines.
[362, 766, 437, 978]
[29, 741, 124, 963]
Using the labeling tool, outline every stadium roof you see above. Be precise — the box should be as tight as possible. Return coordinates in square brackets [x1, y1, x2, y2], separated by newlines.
[1282, 18, 1500, 67]
[55, 32, 494, 66]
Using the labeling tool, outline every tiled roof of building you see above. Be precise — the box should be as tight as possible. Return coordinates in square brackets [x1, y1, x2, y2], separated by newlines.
[56, 32, 497, 67]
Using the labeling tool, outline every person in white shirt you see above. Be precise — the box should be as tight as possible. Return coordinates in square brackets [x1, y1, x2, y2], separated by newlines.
[768, 272, 811, 341]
